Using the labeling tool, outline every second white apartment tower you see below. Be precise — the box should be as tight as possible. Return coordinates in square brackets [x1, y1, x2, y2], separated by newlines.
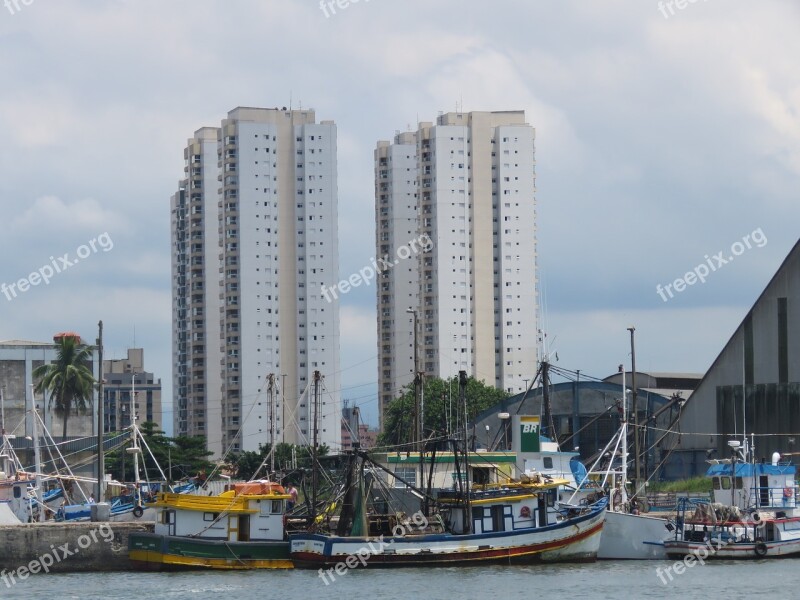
[376, 111, 538, 427]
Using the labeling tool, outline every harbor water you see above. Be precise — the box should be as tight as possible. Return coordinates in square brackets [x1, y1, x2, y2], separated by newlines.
[3, 560, 798, 599]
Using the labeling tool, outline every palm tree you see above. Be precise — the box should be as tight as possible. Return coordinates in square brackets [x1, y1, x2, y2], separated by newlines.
[33, 334, 96, 439]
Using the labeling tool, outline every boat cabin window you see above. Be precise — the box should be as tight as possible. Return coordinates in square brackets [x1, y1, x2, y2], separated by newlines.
[712, 477, 720, 490]
[546, 489, 557, 507]
[271, 500, 283, 514]
[203, 512, 220, 522]
[394, 467, 416, 488]
[720, 477, 731, 490]
[13, 486, 22, 499]
[543, 457, 553, 469]
[161, 510, 175, 525]
[472, 467, 491, 485]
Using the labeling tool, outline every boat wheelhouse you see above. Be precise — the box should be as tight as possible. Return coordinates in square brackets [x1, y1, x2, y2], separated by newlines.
[128, 481, 292, 570]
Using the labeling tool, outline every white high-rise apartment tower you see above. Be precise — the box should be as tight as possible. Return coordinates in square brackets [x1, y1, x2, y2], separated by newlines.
[376, 111, 538, 428]
[172, 107, 341, 455]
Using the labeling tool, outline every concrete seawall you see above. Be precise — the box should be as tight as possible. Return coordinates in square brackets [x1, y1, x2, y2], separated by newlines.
[0, 521, 154, 574]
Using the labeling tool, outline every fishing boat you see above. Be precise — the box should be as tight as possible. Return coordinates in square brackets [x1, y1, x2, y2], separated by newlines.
[294, 368, 608, 567]
[128, 480, 293, 570]
[290, 449, 607, 568]
[539, 364, 672, 559]
[664, 443, 800, 559]
[0, 433, 32, 524]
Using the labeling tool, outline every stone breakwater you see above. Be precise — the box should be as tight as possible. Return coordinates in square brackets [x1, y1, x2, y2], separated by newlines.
[0, 521, 154, 574]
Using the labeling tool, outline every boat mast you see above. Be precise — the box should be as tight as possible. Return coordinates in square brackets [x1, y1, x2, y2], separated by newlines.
[628, 326, 642, 499]
[459, 370, 471, 534]
[542, 359, 554, 444]
[311, 370, 320, 522]
[0, 387, 6, 476]
[30, 384, 44, 522]
[619, 364, 628, 506]
[129, 375, 142, 506]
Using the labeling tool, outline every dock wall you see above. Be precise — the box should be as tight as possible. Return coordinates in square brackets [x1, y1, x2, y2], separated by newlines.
[0, 521, 153, 575]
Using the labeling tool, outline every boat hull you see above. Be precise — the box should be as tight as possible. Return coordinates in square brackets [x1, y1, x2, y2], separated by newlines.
[290, 501, 606, 568]
[128, 532, 292, 570]
[598, 510, 670, 559]
[664, 537, 800, 560]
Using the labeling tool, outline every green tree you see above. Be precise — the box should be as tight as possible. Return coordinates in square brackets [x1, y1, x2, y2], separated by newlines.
[32, 335, 96, 439]
[231, 443, 330, 480]
[379, 376, 510, 447]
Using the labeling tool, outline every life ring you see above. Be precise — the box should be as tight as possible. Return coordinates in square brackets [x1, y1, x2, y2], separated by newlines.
[784, 487, 793, 498]
[754, 541, 768, 557]
[519, 506, 531, 519]
[133, 505, 144, 518]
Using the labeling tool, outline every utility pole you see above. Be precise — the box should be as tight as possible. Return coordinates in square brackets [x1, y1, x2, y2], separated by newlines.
[267, 373, 276, 475]
[628, 326, 642, 498]
[311, 370, 321, 521]
[95, 320, 105, 503]
[281, 373, 287, 444]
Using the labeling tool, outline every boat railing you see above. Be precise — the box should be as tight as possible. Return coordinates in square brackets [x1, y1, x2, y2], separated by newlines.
[647, 491, 711, 510]
[749, 485, 797, 510]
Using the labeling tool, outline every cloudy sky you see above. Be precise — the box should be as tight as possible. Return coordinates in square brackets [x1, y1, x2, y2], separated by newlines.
[1, 0, 798, 432]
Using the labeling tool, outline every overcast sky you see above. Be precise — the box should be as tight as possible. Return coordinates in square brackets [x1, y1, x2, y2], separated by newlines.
[1, 0, 798, 433]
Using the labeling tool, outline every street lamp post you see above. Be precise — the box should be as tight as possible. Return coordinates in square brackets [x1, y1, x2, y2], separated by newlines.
[498, 412, 510, 450]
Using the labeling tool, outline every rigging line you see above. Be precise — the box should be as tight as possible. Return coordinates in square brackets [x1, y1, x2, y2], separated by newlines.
[206, 385, 268, 480]
[641, 407, 685, 486]
[548, 368, 608, 384]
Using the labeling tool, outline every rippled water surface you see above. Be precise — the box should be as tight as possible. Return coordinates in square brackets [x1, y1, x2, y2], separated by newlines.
[3, 560, 799, 599]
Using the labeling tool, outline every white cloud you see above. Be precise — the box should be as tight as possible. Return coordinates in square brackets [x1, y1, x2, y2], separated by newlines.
[10, 196, 125, 235]
[1, 0, 799, 430]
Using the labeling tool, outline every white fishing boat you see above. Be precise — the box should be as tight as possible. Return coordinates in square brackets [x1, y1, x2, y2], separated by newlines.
[665, 442, 800, 559]
[564, 367, 673, 559]
[0, 433, 30, 524]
